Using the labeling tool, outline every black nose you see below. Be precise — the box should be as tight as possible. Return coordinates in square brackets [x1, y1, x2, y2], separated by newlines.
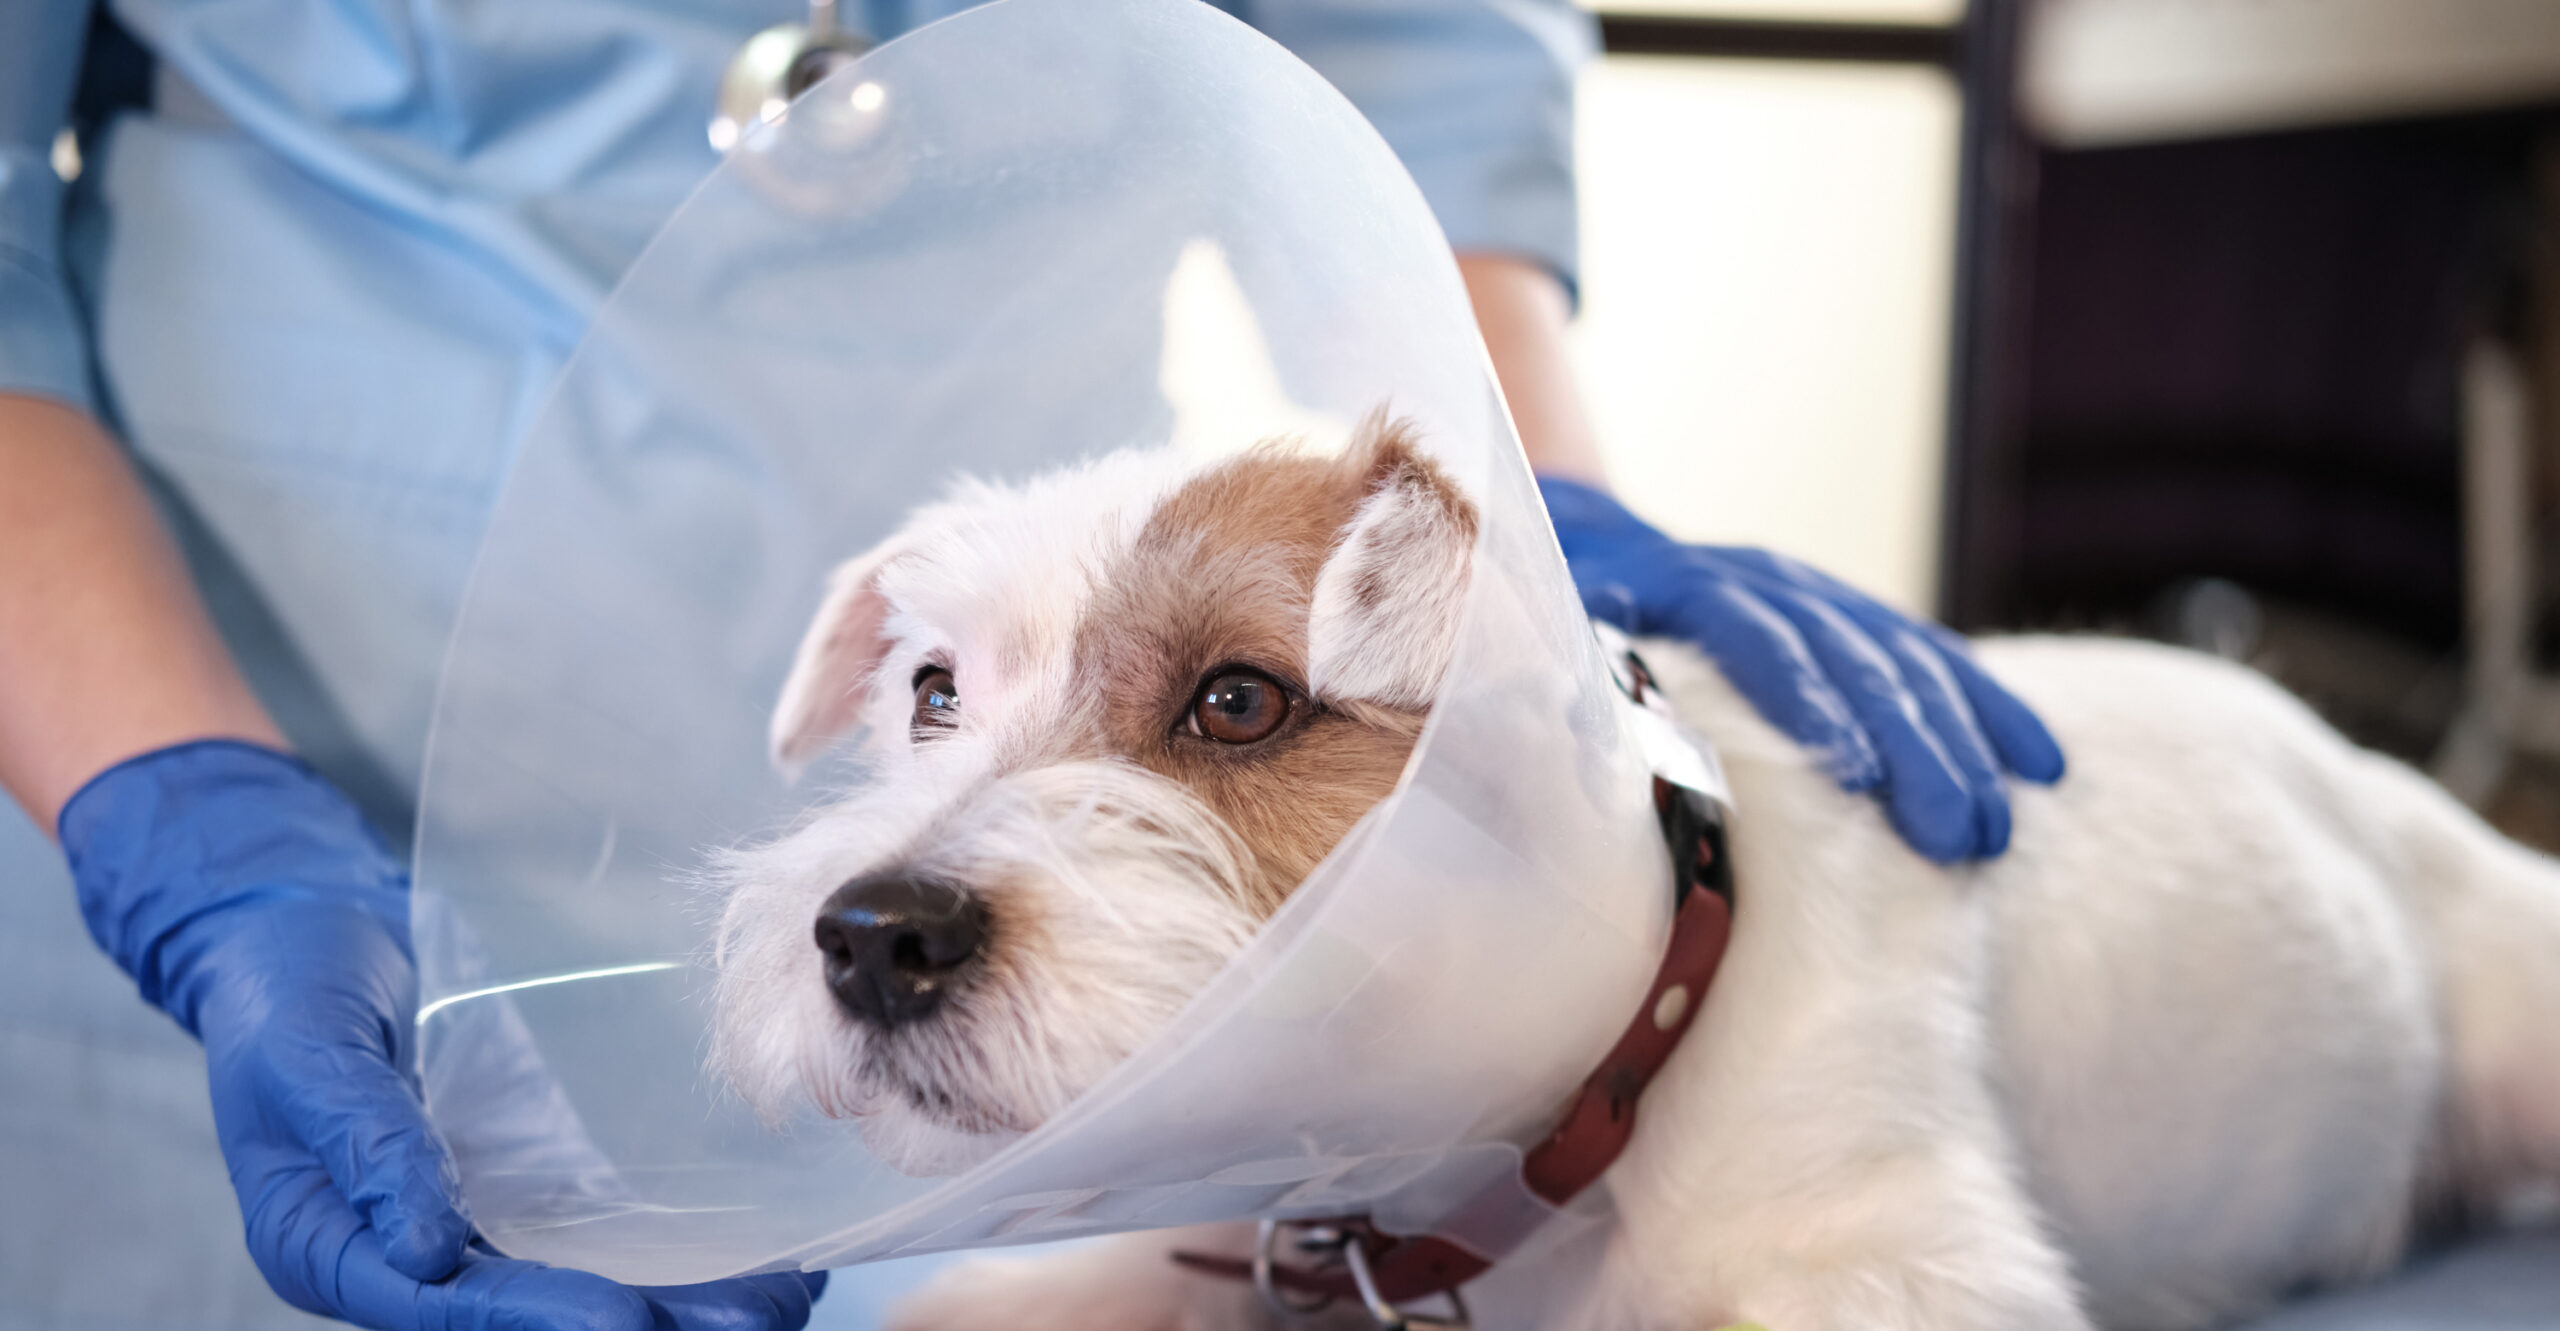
[813, 873, 988, 1027]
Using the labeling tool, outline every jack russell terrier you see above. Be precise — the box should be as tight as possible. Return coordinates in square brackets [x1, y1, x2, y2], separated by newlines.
[710, 417, 2560, 1331]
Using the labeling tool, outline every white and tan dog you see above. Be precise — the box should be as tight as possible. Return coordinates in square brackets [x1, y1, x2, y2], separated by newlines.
[711, 419, 2560, 1331]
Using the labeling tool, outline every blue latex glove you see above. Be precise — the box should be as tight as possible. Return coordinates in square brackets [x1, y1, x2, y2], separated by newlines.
[57, 739, 827, 1331]
[1539, 477, 2065, 862]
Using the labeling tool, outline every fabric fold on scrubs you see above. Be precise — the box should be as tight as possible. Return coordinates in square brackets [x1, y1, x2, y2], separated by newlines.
[0, 0, 97, 412]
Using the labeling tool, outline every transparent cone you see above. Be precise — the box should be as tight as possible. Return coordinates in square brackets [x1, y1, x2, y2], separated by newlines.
[415, 0, 1671, 1290]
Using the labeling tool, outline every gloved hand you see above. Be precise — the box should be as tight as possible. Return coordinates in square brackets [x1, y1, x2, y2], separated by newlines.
[1539, 477, 2064, 862]
[57, 738, 827, 1331]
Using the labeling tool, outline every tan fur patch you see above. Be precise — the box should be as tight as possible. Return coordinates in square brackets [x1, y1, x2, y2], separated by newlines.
[1067, 437, 1443, 915]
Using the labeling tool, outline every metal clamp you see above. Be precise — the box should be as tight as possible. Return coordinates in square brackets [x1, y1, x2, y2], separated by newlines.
[1253, 1219, 1341, 1317]
[1251, 1219, 1471, 1330]
[1342, 1231, 1469, 1329]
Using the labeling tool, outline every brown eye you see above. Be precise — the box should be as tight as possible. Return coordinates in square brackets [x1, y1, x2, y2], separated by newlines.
[1188, 669, 1288, 744]
[911, 666, 959, 739]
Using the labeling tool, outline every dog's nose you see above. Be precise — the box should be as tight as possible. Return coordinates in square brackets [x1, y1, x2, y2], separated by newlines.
[813, 873, 987, 1027]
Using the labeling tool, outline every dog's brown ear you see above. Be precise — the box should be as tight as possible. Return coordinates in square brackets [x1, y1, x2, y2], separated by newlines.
[1307, 413, 1481, 709]
[770, 542, 906, 779]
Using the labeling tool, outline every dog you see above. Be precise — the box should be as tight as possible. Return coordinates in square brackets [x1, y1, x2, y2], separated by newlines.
[710, 416, 2560, 1330]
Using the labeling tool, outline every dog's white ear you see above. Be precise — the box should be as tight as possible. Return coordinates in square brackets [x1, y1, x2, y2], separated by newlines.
[1308, 415, 1481, 709]
[770, 544, 906, 779]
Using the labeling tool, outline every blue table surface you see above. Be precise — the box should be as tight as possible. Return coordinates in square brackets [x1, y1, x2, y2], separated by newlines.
[800, 1229, 2560, 1329]
[2236, 1229, 2560, 1330]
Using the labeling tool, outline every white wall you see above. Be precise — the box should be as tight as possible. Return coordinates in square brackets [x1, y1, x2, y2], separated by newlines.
[2023, 0, 2560, 148]
[1569, 55, 1962, 614]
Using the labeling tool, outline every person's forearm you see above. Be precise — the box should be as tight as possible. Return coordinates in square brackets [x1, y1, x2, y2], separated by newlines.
[1458, 252, 1608, 488]
[0, 395, 282, 829]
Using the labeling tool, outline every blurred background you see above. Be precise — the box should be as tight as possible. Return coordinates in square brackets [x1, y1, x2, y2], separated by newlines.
[1569, 0, 2560, 847]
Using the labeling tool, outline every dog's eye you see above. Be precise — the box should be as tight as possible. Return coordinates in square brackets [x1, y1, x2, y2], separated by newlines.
[1188, 669, 1288, 744]
[911, 666, 959, 739]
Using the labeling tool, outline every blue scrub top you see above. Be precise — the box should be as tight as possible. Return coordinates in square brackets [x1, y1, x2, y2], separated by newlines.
[0, 5, 1585, 1326]
[1, 0, 1589, 824]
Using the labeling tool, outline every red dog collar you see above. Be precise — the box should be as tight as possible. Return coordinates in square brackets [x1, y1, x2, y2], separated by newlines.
[1173, 757, 1736, 1328]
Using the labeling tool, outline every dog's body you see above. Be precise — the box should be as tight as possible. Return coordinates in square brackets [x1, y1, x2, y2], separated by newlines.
[716, 426, 2560, 1330]
[1554, 633, 2560, 1331]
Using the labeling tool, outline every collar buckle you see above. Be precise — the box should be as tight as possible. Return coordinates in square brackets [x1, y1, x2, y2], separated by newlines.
[1253, 1219, 1473, 1330]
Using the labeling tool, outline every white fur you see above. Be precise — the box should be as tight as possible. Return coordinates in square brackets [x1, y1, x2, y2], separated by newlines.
[711, 438, 1456, 1173]
[719, 446, 2560, 1329]
[717, 448, 1228, 1170]
[771, 542, 906, 779]
[713, 758, 1260, 1172]
[1305, 464, 1475, 708]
